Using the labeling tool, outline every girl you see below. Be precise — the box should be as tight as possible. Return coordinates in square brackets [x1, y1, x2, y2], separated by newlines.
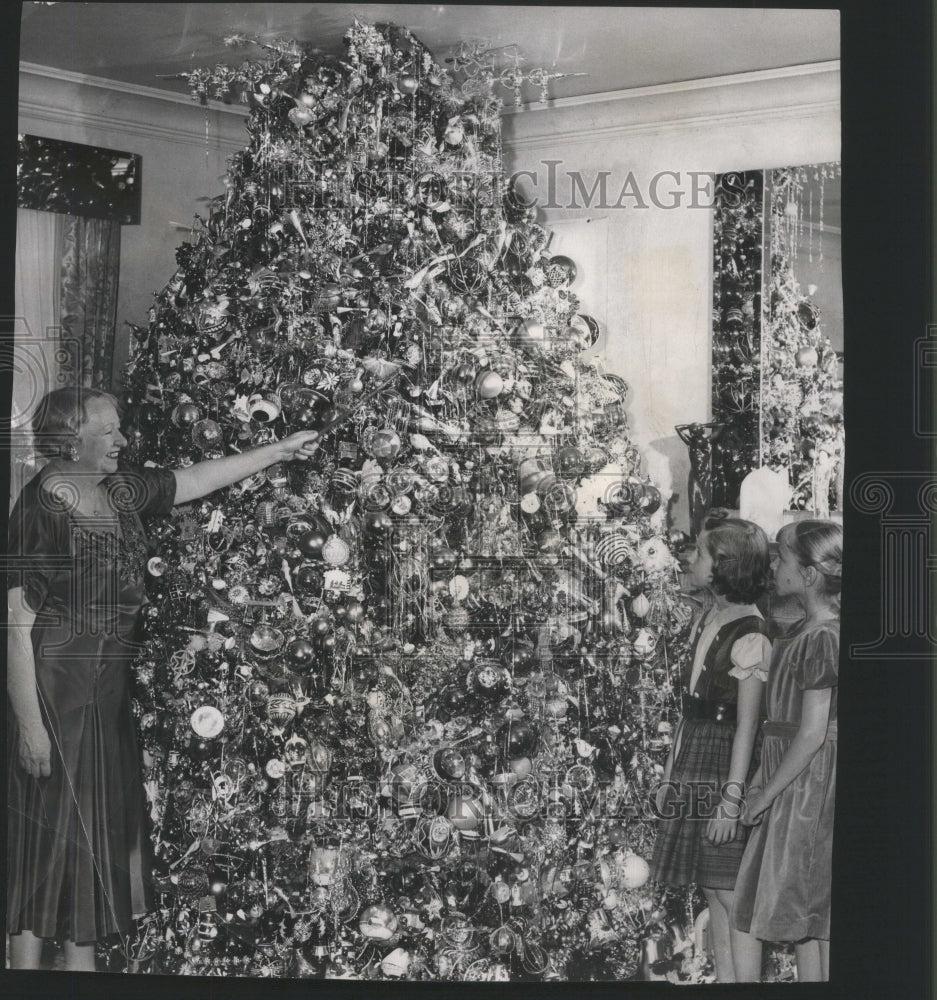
[732, 520, 842, 982]
[651, 518, 772, 982]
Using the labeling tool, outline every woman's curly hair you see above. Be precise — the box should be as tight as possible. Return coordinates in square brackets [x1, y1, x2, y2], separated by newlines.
[31, 386, 119, 460]
[701, 516, 771, 605]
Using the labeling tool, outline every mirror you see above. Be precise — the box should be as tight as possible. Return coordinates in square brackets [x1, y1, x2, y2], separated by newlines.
[710, 162, 843, 517]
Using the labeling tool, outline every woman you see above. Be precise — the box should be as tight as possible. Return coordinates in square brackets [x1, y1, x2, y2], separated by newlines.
[7, 386, 320, 970]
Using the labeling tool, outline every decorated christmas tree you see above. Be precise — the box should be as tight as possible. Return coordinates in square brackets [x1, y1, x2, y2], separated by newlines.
[761, 165, 844, 515]
[117, 22, 701, 980]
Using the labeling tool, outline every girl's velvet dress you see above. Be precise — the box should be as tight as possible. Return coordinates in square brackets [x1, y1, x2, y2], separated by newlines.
[732, 620, 838, 941]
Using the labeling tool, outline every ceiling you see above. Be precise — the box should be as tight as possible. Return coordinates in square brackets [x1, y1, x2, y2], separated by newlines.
[20, 4, 840, 106]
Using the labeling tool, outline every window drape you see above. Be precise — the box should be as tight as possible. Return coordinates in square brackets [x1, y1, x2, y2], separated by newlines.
[10, 209, 122, 506]
[12, 207, 63, 505]
[59, 214, 121, 390]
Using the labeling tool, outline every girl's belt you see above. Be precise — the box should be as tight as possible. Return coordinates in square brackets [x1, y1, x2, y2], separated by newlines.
[681, 696, 736, 723]
[763, 719, 838, 741]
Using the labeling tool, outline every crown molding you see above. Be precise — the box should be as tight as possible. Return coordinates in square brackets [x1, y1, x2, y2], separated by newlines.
[503, 100, 840, 151]
[19, 58, 840, 154]
[19, 60, 250, 116]
[19, 98, 246, 152]
[20, 56, 838, 119]
[19, 60, 247, 151]
[501, 60, 840, 115]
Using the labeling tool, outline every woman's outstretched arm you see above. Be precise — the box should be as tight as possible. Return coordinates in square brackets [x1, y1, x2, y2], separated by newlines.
[171, 431, 321, 505]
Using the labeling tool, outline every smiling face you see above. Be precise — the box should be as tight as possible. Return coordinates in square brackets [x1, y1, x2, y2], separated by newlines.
[73, 396, 127, 475]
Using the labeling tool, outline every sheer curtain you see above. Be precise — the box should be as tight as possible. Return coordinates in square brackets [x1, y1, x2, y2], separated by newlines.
[60, 215, 121, 390]
[12, 207, 63, 505]
[11, 209, 122, 505]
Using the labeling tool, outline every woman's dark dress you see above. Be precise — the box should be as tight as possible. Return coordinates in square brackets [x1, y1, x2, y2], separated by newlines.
[7, 463, 175, 944]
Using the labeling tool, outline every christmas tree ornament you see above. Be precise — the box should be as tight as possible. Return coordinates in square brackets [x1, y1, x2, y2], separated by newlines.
[630, 593, 651, 618]
[285, 637, 316, 670]
[508, 756, 532, 777]
[190, 705, 224, 740]
[283, 734, 309, 768]
[248, 393, 281, 422]
[637, 484, 662, 515]
[472, 662, 510, 699]
[592, 531, 632, 567]
[172, 401, 201, 427]
[794, 344, 819, 367]
[146, 556, 167, 576]
[298, 525, 329, 558]
[568, 313, 600, 349]
[249, 624, 284, 658]
[191, 418, 224, 452]
[188, 737, 216, 763]
[514, 319, 552, 354]
[543, 695, 569, 720]
[293, 563, 322, 593]
[541, 255, 578, 288]
[359, 903, 399, 942]
[381, 947, 411, 977]
[368, 429, 402, 459]
[551, 446, 581, 480]
[433, 747, 466, 782]
[474, 368, 504, 399]
[266, 692, 298, 730]
[617, 852, 651, 889]
[666, 527, 690, 551]
[412, 815, 455, 860]
[632, 628, 658, 659]
[322, 535, 351, 566]
[397, 73, 419, 95]
[496, 718, 539, 758]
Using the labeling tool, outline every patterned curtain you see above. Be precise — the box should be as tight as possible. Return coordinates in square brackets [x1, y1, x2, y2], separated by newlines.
[11, 208, 64, 505]
[59, 215, 121, 389]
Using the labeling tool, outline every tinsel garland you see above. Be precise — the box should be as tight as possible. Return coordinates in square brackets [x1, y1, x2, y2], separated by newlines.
[710, 171, 764, 508]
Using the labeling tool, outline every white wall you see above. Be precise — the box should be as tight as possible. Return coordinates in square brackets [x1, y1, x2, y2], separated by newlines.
[18, 64, 248, 387]
[502, 63, 840, 530]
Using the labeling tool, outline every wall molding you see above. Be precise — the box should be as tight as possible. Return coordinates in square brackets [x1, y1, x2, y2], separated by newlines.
[502, 60, 840, 115]
[19, 98, 246, 152]
[19, 58, 840, 155]
[19, 60, 247, 152]
[503, 100, 840, 151]
[20, 60, 250, 116]
[22, 57, 838, 120]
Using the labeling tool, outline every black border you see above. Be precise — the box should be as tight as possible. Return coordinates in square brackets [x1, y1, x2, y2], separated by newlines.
[0, 2, 932, 999]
